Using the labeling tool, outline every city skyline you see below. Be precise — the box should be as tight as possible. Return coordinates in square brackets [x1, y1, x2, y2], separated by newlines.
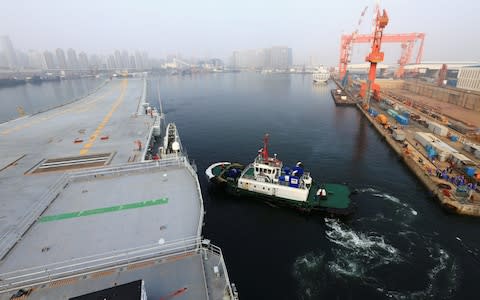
[2, 0, 480, 66]
[0, 35, 154, 71]
[2, 35, 300, 71]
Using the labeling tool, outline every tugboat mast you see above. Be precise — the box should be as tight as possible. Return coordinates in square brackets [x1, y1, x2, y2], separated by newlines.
[262, 134, 269, 160]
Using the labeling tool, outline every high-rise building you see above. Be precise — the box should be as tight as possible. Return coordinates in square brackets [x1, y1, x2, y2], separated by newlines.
[78, 52, 89, 69]
[98, 55, 108, 70]
[67, 48, 79, 70]
[121, 50, 129, 69]
[231, 46, 292, 70]
[129, 55, 136, 69]
[107, 54, 117, 70]
[56, 48, 68, 70]
[28, 50, 44, 69]
[15, 50, 29, 68]
[0, 52, 8, 68]
[135, 51, 144, 70]
[89, 54, 100, 69]
[270, 46, 292, 70]
[142, 52, 150, 69]
[43, 50, 56, 70]
[114, 50, 122, 69]
[0, 36, 17, 69]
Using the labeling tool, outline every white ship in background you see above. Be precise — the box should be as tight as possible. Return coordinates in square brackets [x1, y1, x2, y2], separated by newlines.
[313, 67, 330, 83]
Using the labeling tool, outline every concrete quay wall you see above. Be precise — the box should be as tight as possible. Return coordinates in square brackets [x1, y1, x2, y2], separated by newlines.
[356, 103, 480, 217]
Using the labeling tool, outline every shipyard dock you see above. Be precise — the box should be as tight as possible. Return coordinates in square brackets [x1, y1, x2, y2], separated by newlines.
[0, 78, 237, 299]
[330, 88, 358, 106]
[334, 80, 480, 217]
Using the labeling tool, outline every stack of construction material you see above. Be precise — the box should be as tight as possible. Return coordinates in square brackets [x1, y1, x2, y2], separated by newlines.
[376, 114, 388, 125]
[462, 143, 480, 159]
[392, 129, 406, 141]
[428, 121, 449, 137]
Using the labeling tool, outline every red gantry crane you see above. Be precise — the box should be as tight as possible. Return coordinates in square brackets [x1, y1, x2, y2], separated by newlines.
[339, 4, 425, 82]
[359, 8, 389, 109]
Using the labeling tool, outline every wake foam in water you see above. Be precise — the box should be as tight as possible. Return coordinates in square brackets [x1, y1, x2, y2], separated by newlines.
[325, 218, 402, 278]
[355, 187, 380, 193]
[355, 187, 418, 216]
[293, 218, 459, 300]
[372, 193, 418, 216]
[385, 246, 459, 300]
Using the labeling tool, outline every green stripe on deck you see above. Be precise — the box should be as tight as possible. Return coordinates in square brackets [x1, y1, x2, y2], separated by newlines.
[38, 198, 168, 223]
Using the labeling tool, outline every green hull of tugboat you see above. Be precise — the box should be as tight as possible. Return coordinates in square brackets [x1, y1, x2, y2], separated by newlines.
[207, 162, 354, 216]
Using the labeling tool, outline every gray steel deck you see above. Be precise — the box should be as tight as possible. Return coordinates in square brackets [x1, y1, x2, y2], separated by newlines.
[0, 78, 236, 299]
[0, 160, 202, 273]
[0, 79, 152, 243]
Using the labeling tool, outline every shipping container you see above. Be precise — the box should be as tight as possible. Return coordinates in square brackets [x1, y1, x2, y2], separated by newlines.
[428, 121, 448, 137]
[387, 109, 398, 118]
[475, 150, 480, 159]
[415, 132, 434, 147]
[451, 152, 475, 167]
[395, 115, 409, 125]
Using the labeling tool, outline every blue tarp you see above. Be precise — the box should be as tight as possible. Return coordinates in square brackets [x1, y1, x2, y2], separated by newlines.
[396, 115, 409, 125]
[425, 145, 437, 159]
[465, 167, 476, 177]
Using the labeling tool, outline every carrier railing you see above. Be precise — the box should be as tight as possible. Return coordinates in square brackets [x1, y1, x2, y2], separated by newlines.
[0, 237, 201, 293]
[0, 237, 236, 298]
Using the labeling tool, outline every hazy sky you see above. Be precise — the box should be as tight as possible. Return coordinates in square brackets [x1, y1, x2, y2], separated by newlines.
[2, 0, 479, 66]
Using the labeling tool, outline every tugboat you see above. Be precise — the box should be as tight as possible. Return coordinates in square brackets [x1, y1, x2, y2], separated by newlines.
[206, 134, 353, 215]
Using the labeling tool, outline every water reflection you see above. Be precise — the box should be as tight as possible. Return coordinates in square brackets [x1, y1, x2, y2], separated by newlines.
[353, 115, 368, 162]
[0, 78, 104, 123]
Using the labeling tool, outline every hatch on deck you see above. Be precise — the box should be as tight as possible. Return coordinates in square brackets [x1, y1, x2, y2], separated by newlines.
[69, 280, 146, 300]
[27, 152, 115, 174]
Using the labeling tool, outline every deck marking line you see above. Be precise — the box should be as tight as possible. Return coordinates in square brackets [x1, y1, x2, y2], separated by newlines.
[38, 197, 168, 222]
[80, 80, 127, 155]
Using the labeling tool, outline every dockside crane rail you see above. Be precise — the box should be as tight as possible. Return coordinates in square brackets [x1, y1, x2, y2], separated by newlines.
[360, 8, 389, 109]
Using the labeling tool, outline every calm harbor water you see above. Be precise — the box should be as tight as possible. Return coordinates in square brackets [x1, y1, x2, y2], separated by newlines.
[152, 73, 479, 300]
[0, 77, 105, 123]
[4, 74, 478, 299]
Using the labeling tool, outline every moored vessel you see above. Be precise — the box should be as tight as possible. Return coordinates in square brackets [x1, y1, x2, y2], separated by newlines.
[313, 67, 330, 83]
[206, 134, 353, 215]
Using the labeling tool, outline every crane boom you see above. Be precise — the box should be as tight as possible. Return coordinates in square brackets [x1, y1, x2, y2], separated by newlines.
[360, 8, 389, 109]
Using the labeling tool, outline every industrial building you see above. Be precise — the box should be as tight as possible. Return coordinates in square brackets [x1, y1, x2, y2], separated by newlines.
[457, 66, 480, 92]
